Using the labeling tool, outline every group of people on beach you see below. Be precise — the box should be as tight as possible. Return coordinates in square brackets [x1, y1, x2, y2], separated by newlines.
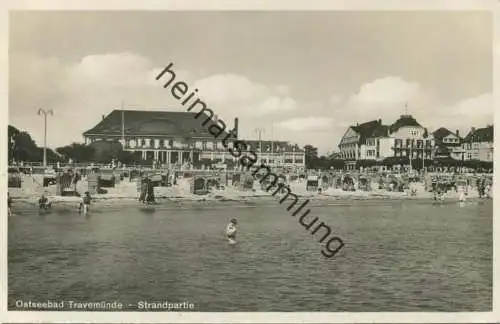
[7, 191, 93, 216]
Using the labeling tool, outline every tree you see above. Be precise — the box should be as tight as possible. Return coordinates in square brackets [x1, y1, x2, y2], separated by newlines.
[303, 145, 319, 169]
[88, 140, 124, 163]
[56, 143, 96, 162]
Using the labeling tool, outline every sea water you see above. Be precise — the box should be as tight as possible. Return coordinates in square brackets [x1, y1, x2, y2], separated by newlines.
[8, 199, 492, 311]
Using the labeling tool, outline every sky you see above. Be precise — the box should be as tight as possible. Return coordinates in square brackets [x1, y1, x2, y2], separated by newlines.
[8, 11, 493, 154]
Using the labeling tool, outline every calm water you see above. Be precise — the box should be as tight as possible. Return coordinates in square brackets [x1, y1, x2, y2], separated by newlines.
[8, 199, 492, 311]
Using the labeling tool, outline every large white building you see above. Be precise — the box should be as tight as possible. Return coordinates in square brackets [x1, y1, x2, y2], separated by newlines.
[338, 115, 435, 169]
[83, 109, 305, 168]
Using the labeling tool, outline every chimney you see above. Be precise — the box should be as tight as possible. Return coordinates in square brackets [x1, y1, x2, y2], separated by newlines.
[102, 114, 105, 120]
[471, 127, 476, 133]
[234, 117, 239, 137]
[214, 114, 218, 122]
[456, 129, 459, 137]
[378, 119, 382, 124]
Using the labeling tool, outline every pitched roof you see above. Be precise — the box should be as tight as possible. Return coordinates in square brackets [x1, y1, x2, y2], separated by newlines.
[389, 115, 422, 133]
[351, 120, 388, 144]
[83, 110, 235, 139]
[432, 127, 453, 140]
[463, 125, 494, 143]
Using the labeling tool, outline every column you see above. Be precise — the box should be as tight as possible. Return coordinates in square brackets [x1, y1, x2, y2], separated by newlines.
[141, 150, 146, 159]
[166, 151, 171, 165]
[190, 150, 193, 163]
[177, 151, 182, 164]
[154, 151, 159, 161]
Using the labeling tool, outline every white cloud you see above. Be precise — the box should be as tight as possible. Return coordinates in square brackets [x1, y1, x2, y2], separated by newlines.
[349, 76, 421, 104]
[9, 52, 300, 149]
[8, 52, 493, 156]
[193, 74, 298, 118]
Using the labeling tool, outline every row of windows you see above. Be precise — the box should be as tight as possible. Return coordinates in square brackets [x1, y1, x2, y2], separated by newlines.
[442, 137, 459, 143]
[89, 137, 300, 153]
[394, 139, 432, 148]
[394, 151, 432, 159]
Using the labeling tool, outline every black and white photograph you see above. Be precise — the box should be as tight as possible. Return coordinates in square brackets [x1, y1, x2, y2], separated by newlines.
[2, 2, 496, 323]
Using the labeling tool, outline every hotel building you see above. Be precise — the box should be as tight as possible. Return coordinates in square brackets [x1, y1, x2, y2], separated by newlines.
[338, 115, 435, 169]
[83, 109, 305, 168]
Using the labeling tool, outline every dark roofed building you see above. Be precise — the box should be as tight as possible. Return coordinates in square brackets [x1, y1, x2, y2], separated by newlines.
[463, 125, 493, 143]
[337, 113, 435, 170]
[83, 109, 239, 165]
[83, 109, 305, 168]
[338, 119, 388, 165]
[462, 125, 494, 162]
[431, 127, 464, 160]
[83, 110, 237, 139]
[388, 114, 421, 134]
[351, 119, 388, 144]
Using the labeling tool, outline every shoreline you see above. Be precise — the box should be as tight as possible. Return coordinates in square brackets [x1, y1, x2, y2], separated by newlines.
[9, 191, 491, 206]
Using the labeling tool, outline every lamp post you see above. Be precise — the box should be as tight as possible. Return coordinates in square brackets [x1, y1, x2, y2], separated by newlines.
[37, 108, 54, 168]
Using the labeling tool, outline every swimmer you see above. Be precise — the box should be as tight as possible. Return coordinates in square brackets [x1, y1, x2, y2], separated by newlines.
[226, 218, 238, 244]
[79, 191, 92, 214]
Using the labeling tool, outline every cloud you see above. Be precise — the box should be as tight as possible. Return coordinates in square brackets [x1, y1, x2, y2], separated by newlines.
[349, 76, 421, 104]
[9, 52, 300, 149]
[193, 74, 298, 118]
[8, 52, 493, 156]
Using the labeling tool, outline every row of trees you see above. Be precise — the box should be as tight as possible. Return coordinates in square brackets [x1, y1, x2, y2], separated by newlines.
[8, 125, 144, 165]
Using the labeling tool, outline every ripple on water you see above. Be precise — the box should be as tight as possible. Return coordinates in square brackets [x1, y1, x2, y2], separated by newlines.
[8, 199, 492, 311]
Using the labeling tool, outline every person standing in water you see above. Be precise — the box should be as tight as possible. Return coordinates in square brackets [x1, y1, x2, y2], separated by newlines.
[80, 191, 92, 214]
[38, 194, 51, 210]
[8, 192, 13, 216]
[226, 218, 238, 243]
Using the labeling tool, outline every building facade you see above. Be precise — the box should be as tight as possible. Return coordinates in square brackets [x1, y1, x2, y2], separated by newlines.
[338, 115, 435, 169]
[432, 127, 464, 160]
[83, 110, 305, 168]
[243, 140, 305, 168]
[462, 125, 494, 162]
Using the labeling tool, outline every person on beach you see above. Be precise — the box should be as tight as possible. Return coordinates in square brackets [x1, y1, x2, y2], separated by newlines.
[226, 218, 238, 243]
[79, 191, 92, 214]
[38, 194, 51, 210]
[8, 192, 13, 216]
